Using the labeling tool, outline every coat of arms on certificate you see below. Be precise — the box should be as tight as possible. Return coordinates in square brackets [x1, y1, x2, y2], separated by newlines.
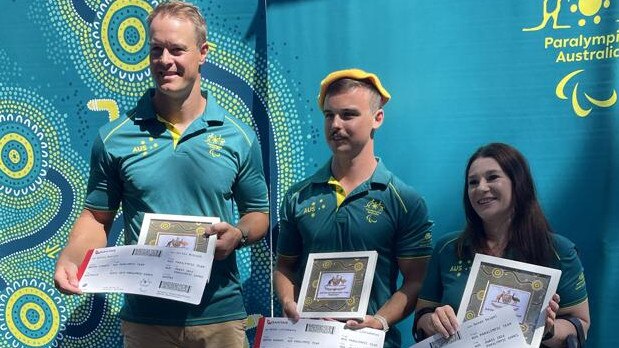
[138, 213, 219, 253]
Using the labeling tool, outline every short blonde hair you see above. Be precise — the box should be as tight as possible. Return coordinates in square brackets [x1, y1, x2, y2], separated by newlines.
[324, 78, 383, 112]
[147, 0, 207, 47]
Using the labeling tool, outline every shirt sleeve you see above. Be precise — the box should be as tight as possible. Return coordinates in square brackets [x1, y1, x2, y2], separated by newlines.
[418, 242, 443, 304]
[276, 190, 302, 257]
[84, 134, 122, 211]
[395, 185, 433, 258]
[554, 235, 588, 307]
[232, 137, 269, 214]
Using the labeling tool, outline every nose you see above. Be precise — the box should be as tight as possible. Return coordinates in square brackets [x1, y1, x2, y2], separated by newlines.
[160, 49, 173, 65]
[330, 114, 343, 128]
[477, 179, 490, 191]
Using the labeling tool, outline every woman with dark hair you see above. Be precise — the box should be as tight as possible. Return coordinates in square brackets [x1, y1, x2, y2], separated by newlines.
[413, 143, 589, 347]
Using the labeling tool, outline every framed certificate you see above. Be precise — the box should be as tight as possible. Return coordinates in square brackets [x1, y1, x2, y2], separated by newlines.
[138, 213, 219, 253]
[457, 254, 562, 347]
[297, 251, 378, 320]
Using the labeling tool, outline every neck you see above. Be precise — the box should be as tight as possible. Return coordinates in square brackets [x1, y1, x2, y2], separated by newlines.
[153, 83, 205, 127]
[330, 149, 377, 193]
[482, 218, 511, 256]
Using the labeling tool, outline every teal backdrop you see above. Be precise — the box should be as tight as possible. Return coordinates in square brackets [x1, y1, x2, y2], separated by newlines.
[0, 0, 617, 347]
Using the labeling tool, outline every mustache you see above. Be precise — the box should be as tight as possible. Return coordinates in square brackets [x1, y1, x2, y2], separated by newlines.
[329, 130, 346, 139]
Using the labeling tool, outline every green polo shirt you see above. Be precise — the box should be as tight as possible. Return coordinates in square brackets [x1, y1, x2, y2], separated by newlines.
[85, 88, 269, 325]
[277, 159, 433, 348]
[419, 231, 588, 312]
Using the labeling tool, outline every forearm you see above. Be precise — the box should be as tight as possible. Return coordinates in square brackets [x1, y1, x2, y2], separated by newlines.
[236, 211, 269, 244]
[542, 317, 589, 347]
[274, 263, 298, 304]
[274, 272, 296, 307]
[376, 257, 429, 325]
[375, 280, 421, 325]
[58, 209, 110, 264]
[542, 299, 589, 347]
[274, 256, 302, 320]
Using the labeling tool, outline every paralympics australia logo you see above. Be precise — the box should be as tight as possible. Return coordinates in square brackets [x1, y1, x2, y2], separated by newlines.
[206, 133, 225, 157]
[365, 199, 384, 223]
[522, 0, 617, 117]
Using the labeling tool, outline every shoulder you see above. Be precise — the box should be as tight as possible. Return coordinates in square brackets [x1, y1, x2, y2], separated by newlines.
[97, 114, 134, 138]
[383, 172, 427, 211]
[96, 90, 154, 144]
[550, 233, 578, 261]
[434, 231, 462, 254]
[283, 161, 331, 201]
[224, 114, 258, 145]
[282, 175, 318, 204]
[209, 98, 258, 146]
[387, 174, 422, 199]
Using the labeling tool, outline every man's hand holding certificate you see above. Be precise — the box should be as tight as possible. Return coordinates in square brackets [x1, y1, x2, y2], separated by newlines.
[77, 213, 218, 304]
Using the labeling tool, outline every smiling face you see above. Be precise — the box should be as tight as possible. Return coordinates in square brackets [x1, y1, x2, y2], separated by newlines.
[148, 14, 207, 99]
[467, 157, 514, 225]
[322, 87, 383, 158]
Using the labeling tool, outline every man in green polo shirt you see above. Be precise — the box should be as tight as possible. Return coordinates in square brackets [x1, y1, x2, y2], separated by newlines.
[274, 68, 433, 347]
[53, 1, 269, 347]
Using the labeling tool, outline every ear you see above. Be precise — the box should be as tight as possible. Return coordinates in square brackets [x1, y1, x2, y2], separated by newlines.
[199, 42, 209, 64]
[372, 109, 384, 129]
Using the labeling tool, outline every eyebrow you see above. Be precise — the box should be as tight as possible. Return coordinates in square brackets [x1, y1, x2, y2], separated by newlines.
[323, 107, 360, 114]
[148, 41, 189, 49]
[468, 169, 503, 179]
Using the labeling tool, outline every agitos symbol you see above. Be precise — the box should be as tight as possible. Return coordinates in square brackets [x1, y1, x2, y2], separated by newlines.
[555, 69, 617, 117]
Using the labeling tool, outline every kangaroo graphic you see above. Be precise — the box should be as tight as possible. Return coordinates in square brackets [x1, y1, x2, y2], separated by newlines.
[523, 0, 571, 31]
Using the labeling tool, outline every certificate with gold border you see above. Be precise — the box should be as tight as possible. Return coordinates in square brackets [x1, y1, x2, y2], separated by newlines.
[138, 213, 219, 254]
[457, 254, 561, 348]
[297, 251, 378, 320]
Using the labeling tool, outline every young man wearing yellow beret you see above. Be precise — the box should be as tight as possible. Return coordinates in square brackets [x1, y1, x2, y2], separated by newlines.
[275, 69, 433, 347]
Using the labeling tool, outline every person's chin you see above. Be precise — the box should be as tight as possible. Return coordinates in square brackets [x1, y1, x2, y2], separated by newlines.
[156, 83, 181, 95]
[477, 209, 504, 223]
[330, 147, 355, 157]
[473, 205, 492, 217]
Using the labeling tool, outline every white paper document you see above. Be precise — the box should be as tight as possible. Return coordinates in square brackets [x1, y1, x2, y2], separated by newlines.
[411, 307, 526, 348]
[254, 317, 385, 348]
[77, 243, 215, 305]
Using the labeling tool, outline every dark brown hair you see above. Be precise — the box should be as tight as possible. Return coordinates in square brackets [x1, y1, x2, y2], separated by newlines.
[457, 143, 554, 265]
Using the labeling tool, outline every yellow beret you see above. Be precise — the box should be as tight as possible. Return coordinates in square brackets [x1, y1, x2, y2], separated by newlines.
[317, 68, 391, 109]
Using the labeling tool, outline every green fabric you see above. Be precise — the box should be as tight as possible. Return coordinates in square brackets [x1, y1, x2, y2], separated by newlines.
[85, 89, 269, 325]
[419, 231, 588, 311]
[277, 159, 433, 347]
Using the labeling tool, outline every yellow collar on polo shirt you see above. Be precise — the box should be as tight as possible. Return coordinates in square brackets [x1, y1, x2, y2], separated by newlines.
[328, 176, 347, 208]
[156, 115, 182, 148]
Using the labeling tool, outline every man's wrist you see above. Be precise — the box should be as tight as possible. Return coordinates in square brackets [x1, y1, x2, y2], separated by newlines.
[373, 314, 389, 332]
[235, 226, 249, 249]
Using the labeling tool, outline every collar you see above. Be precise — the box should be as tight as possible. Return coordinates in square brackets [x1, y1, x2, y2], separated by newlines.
[131, 89, 225, 127]
[311, 157, 391, 188]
